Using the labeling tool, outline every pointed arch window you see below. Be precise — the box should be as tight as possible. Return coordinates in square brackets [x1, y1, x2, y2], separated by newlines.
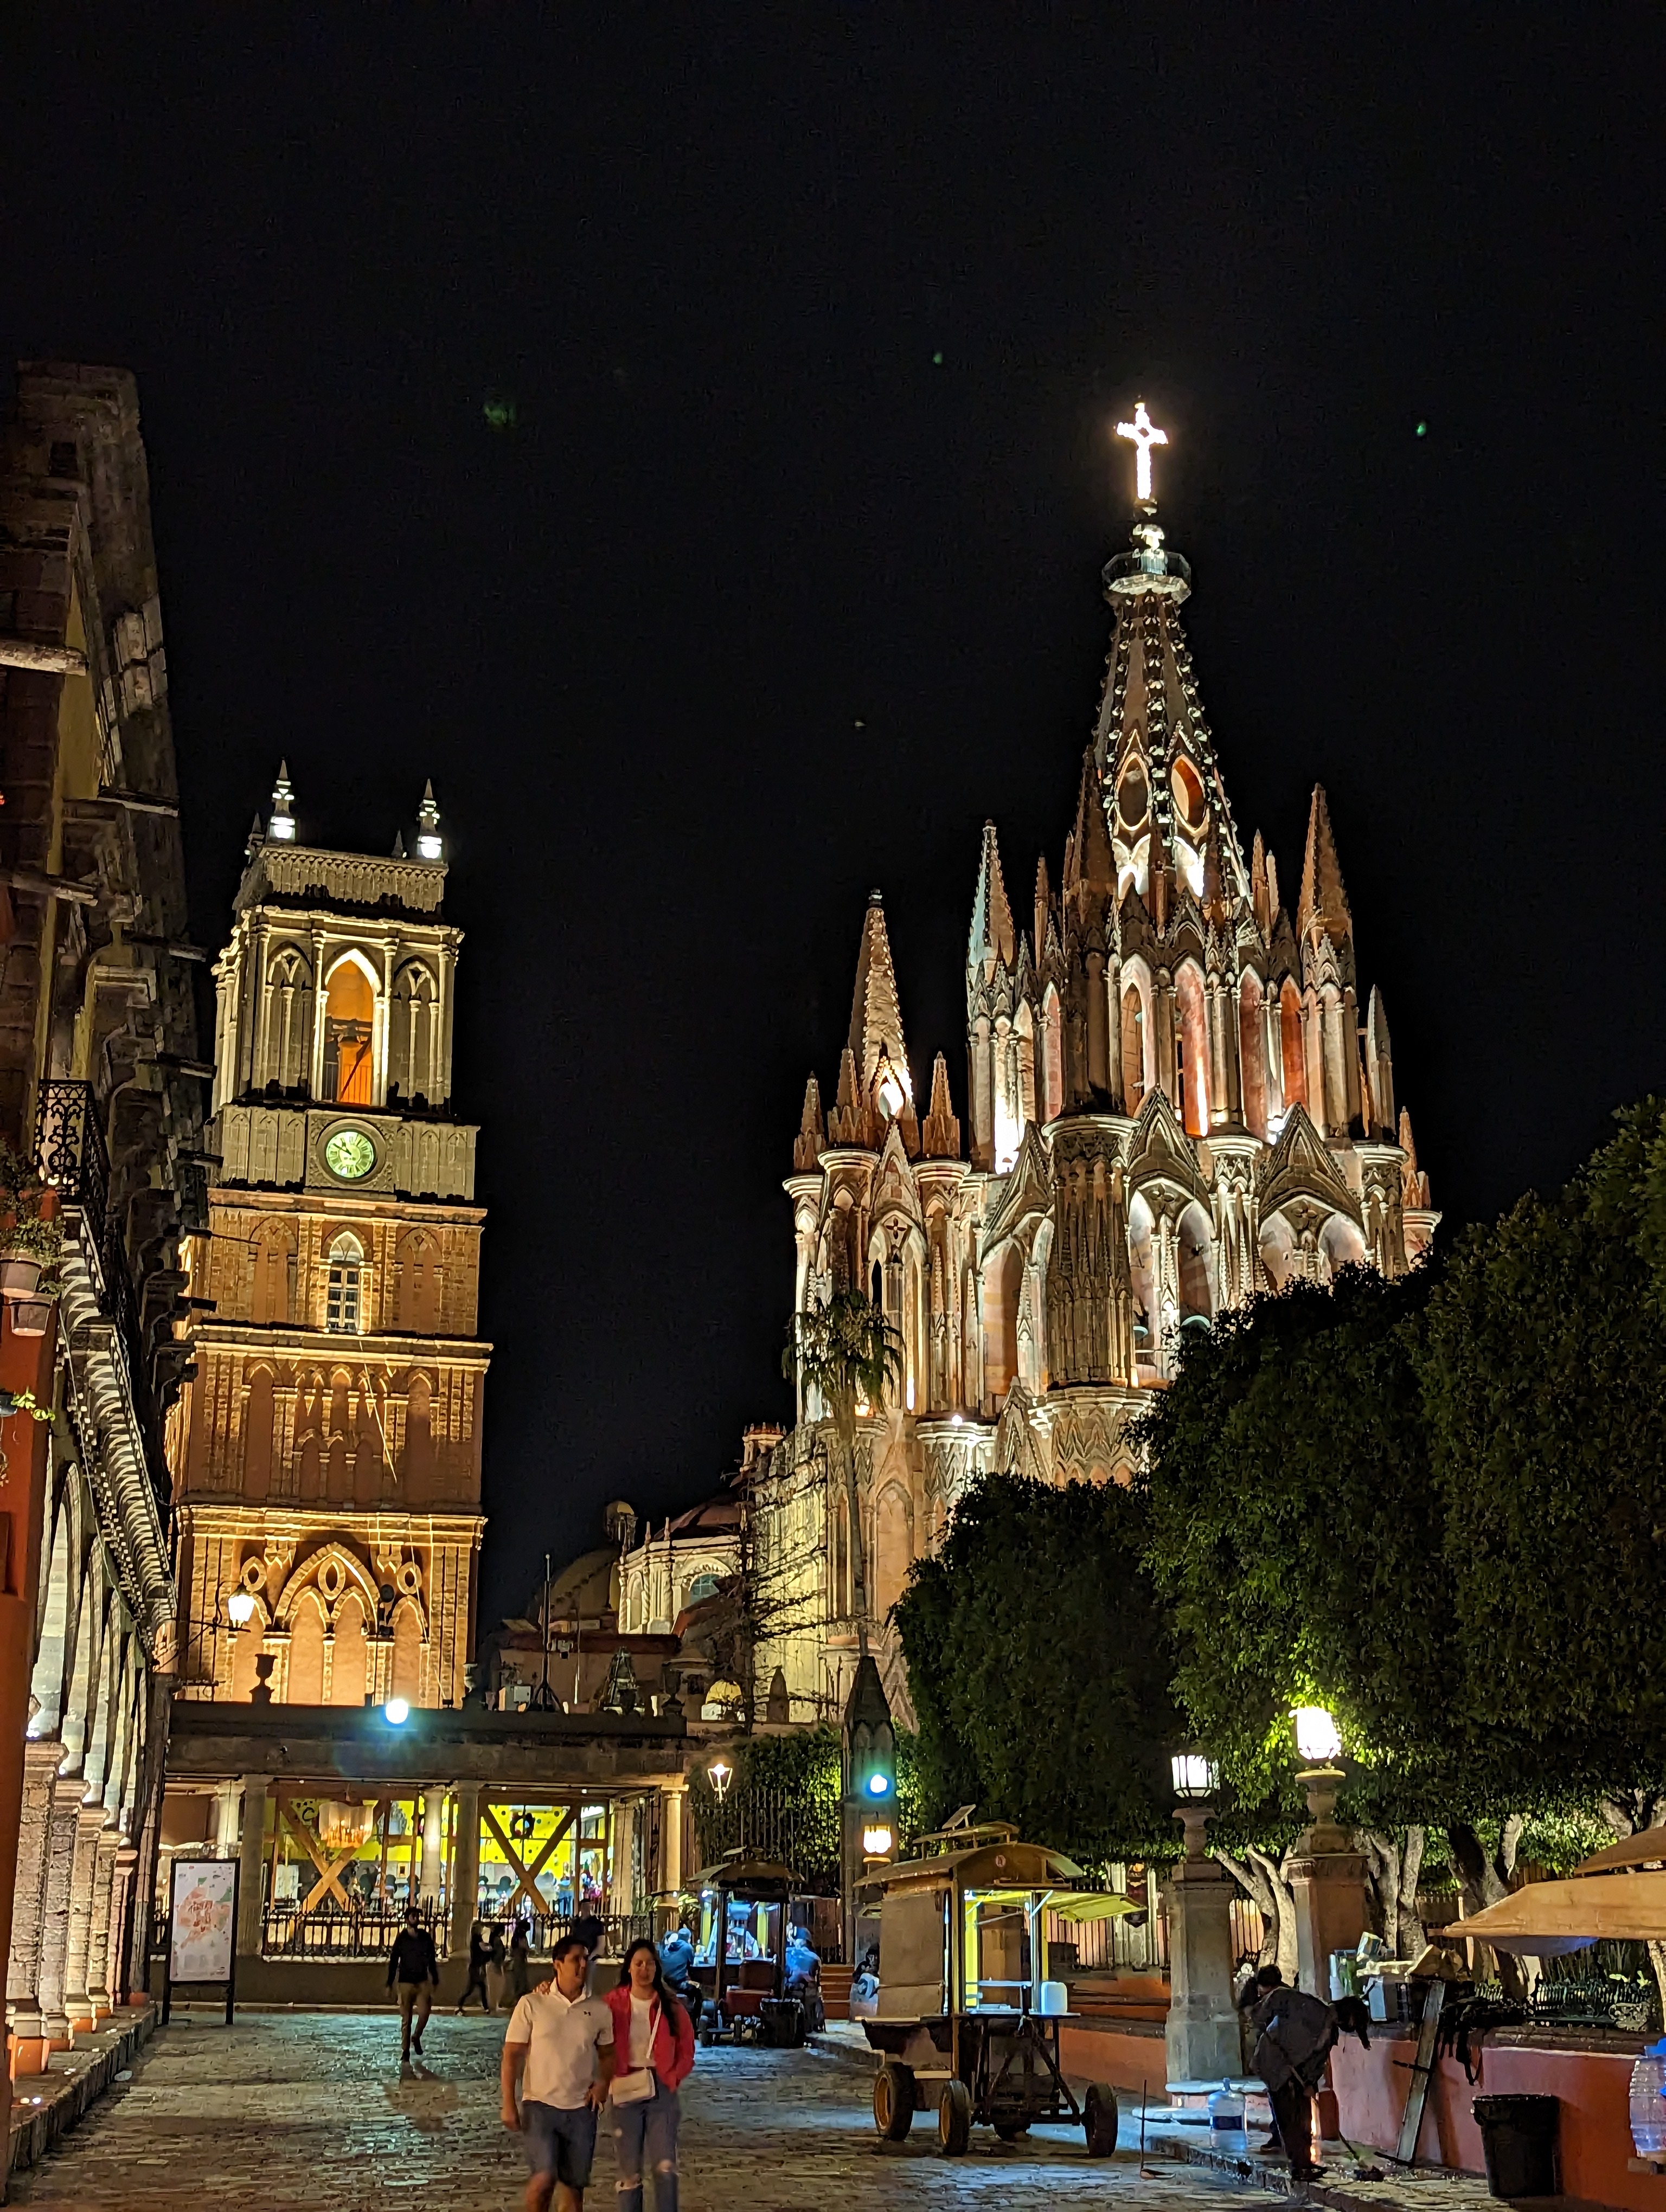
[323, 959, 376, 1105]
[326, 1232, 364, 1334]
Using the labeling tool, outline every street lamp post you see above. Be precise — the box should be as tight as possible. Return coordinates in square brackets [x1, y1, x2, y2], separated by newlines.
[1163, 1748, 1242, 2088]
[1285, 1706, 1368, 2001]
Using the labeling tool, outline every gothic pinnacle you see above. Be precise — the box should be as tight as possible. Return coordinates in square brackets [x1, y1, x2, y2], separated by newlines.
[967, 821, 1016, 981]
[1297, 784, 1352, 949]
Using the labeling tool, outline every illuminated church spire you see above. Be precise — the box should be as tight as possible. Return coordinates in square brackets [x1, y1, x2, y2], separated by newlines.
[267, 759, 296, 843]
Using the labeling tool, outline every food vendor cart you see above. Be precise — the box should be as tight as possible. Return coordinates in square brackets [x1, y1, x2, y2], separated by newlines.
[861, 1827, 1133, 2156]
[688, 1853, 805, 2047]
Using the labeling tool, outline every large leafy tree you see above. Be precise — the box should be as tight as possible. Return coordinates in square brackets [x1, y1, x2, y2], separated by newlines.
[783, 1290, 902, 1657]
[1137, 1263, 1451, 1817]
[894, 1474, 1180, 1864]
[1421, 1097, 1666, 1803]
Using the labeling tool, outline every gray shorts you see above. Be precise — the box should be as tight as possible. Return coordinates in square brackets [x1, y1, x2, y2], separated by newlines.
[522, 2099, 597, 2187]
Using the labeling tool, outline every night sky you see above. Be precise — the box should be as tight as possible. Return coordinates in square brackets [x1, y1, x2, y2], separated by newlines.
[4, 12, 1662, 1622]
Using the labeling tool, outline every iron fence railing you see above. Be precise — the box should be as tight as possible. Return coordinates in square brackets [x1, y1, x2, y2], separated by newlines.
[474, 1909, 658, 1959]
[257, 1904, 658, 1962]
[262, 1901, 440, 1959]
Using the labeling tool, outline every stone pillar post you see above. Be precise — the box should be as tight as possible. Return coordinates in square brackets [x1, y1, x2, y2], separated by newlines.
[38, 1776, 80, 2046]
[1287, 1768, 1368, 1999]
[613, 1799, 636, 1916]
[421, 1786, 444, 1906]
[63, 1803, 108, 2030]
[1164, 1816, 1244, 2086]
[213, 1781, 240, 1855]
[661, 1781, 687, 1898]
[7, 1740, 62, 2063]
[85, 1829, 121, 2016]
[447, 1784, 480, 1957]
[104, 1847, 138, 2006]
[235, 1776, 271, 1958]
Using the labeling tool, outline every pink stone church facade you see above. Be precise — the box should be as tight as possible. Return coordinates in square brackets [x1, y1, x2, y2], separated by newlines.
[774, 440, 1438, 1716]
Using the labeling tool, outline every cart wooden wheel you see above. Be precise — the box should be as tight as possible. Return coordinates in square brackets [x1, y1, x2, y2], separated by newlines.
[873, 2060, 914, 2140]
[938, 2078, 973, 2156]
[1083, 2081, 1119, 2158]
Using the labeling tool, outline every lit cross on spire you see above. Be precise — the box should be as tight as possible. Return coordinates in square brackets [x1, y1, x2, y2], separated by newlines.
[1116, 401, 1169, 508]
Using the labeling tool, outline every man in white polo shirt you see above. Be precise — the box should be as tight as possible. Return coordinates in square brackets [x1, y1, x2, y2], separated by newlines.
[501, 1934, 616, 2211]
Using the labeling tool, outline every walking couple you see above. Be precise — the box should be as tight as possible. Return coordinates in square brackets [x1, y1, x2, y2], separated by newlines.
[501, 1934, 695, 2212]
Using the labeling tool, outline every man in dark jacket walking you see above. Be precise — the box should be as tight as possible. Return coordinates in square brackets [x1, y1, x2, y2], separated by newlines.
[388, 1905, 441, 2060]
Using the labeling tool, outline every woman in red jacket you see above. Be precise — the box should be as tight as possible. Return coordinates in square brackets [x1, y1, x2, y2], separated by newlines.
[605, 1939, 696, 2211]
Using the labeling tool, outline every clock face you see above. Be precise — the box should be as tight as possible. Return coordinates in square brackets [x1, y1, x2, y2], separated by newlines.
[324, 1127, 376, 1182]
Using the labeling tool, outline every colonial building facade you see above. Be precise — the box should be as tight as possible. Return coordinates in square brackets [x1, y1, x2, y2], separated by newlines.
[165, 781, 489, 1722]
[1, 364, 207, 2091]
[762, 437, 1438, 1718]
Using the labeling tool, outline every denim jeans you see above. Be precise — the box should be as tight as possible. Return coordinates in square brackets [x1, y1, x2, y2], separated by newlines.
[608, 2076, 680, 2212]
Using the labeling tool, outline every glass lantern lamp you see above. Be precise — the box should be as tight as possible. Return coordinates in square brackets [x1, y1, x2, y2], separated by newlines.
[1170, 1748, 1219, 1860]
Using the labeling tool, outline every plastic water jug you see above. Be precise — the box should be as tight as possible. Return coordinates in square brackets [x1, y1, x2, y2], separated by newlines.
[1037, 1979, 1067, 2016]
[1630, 2039, 1666, 2157]
[1208, 2081, 1246, 2139]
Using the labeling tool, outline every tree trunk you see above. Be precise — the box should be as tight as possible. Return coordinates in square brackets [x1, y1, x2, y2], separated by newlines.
[833, 1406, 870, 1659]
[1216, 1844, 1298, 1981]
[1451, 1816, 1529, 2001]
[1357, 1825, 1428, 1959]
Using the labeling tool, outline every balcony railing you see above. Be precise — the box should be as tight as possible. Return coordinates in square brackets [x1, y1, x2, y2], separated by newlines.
[35, 1078, 164, 1514]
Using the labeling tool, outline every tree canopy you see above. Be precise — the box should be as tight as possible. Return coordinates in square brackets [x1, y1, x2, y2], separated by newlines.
[894, 1472, 1180, 1863]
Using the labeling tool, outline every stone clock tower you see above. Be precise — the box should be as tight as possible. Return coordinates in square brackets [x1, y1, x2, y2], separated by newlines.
[167, 769, 488, 1709]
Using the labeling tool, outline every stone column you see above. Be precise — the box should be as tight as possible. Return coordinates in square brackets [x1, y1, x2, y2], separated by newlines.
[85, 1829, 121, 2017]
[661, 1781, 687, 1896]
[7, 1740, 62, 2063]
[213, 1780, 240, 1855]
[447, 1784, 479, 1957]
[420, 1786, 444, 1906]
[106, 1847, 139, 2005]
[62, 1803, 108, 2030]
[38, 1776, 80, 2047]
[235, 1776, 271, 1958]
[1287, 1767, 1368, 1999]
[1164, 1816, 1244, 2086]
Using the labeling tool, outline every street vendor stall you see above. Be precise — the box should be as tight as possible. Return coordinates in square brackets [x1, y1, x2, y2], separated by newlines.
[688, 1854, 804, 2046]
[861, 1828, 1135, 2156]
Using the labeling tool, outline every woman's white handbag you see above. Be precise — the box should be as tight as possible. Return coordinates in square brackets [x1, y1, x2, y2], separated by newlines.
[610, 2067, 654, 2105]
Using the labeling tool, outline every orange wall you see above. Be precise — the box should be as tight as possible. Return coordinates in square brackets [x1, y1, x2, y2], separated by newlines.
[1059, 2017, 1169, 2098]
[1332, 2029, 1656, 2211]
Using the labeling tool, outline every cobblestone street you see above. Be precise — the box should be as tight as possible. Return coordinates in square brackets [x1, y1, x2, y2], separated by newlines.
[10, 2011, 1265, 2212]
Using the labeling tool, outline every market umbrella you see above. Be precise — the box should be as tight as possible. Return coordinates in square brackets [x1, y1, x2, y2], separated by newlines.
[1574, 1831, 1666, 1876]
[1434, 1871, 1666, 1955]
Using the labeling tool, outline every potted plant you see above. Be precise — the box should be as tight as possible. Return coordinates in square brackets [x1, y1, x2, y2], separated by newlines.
[0, 1145, 62, 1301]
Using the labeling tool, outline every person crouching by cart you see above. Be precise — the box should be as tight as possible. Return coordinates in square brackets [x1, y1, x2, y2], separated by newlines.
[1247, 1970, 1371, 2183]
[604, 1939, 696, 2212]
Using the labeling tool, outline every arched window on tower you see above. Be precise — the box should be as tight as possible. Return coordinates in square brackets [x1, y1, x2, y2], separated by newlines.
[323, 959, 376, 1105]
[326, 1232, 365, 1334]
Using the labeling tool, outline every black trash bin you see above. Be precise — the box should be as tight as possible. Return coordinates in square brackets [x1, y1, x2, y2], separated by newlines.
[1472, 2093, 1559, 2199]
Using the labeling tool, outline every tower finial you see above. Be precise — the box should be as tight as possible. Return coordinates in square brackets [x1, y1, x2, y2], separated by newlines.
[416, 780, 443, 862]
[1116, 400, 1169, 510]
[268, 761, 296, 843]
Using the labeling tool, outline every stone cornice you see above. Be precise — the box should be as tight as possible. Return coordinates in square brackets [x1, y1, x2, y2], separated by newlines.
[182, 1321, 494, 1367]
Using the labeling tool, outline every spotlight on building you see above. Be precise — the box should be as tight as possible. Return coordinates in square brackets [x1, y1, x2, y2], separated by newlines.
[383, 1697, 411, 1726]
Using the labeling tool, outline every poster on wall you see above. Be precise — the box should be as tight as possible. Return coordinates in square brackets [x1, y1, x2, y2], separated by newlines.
[168, 1857, 238, 1988]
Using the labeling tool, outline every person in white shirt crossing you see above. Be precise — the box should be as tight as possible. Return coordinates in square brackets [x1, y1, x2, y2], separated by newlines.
[501, 1935, 616, 2212]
